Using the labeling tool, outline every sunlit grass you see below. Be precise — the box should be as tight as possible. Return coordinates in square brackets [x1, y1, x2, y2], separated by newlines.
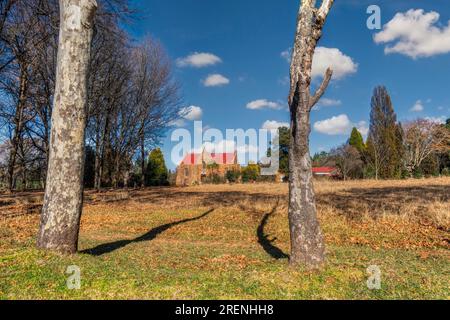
[1, 178, 449, 299]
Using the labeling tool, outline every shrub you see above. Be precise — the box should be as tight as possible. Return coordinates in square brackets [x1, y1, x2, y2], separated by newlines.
[241, 164, 260, 183]
[226, 170, 241, 183]
[202, 173, 225, 185]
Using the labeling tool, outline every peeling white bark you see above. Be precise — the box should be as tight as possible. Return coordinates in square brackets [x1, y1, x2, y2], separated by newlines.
[288, 0, 334, 269]
[37, 0, 97, 254]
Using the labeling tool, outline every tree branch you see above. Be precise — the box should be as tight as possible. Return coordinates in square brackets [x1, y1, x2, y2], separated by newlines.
[316, 0, 334, 25]
[309, 68, 333, 111]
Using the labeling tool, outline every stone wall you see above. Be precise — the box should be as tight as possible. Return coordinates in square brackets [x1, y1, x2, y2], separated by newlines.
[175, 164, 241, 186]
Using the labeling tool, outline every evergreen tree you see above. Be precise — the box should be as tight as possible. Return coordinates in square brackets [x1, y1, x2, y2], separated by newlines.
[278, 127, 290, 177]
[366, 86, 403, 179]
[266, 127, 290, 178]
[348, 127, 365, 154]
[145, 148, 169, 186]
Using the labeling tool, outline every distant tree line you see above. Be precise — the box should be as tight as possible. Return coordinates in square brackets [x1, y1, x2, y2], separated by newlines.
[0, 0, 182, 192]
[278, 86, 450, 180]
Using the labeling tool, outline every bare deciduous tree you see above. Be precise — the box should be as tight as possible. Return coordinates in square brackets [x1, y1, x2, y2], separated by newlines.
[288, 0, 334, 268]
[86, 35, 181, 191]
[403, 119, 450, 177]
[331, 144, 363, 181]
[0, 0, 49, 191]
[131, 39, 181, 188]
[37, 0, 97, 254]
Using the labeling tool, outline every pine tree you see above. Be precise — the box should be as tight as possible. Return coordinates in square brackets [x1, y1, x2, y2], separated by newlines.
[278, 127, 290, 177]
[349, 127, 365, 154]
[145, 148, 169, 186]
[366, 86, 403, 179]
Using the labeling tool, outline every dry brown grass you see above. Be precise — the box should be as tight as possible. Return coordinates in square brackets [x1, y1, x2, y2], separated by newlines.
[1, 177, 449, 299]
[1, 177, 449, 252]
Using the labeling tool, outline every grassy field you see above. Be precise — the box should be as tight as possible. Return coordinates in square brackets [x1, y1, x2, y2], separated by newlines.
[0, 178, 449, 300]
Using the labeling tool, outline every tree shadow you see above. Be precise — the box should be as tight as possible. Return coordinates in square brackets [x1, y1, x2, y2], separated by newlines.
[257, 203, 289, 260]
[81, 209, 215, 256]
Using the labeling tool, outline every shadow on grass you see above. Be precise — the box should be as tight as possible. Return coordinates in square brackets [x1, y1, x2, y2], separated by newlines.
[81, 209, 215, 256]
[257, 202, 289, 260]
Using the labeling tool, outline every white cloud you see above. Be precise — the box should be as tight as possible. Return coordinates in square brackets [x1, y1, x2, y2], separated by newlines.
[203, 140, 236, 153]
[315, 98, 342, 109]
[425, 116, 447, 124]
[312, 47, 358, 80]
[314, 114, 352, 135]
[314, 115, 369, 136]
[170, 119, 187, 128]
[281, 49, 291, 62]
[202, 74, 230, 87]
[410, 100, 424, 112]
[246, 99, 284, 110]
[262, 120, 290, 130]
[281, 47, 357, 80]
[374, 9, 450, 59]
[181, 105, 203, 121]
[173, 105, 203, 126]
[356, 121, 369, 136]
[202, 140, 259, 156]
[176, 52, 222, 68]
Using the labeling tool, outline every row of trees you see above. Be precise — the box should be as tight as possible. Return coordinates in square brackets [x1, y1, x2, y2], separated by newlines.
[310, 86, 450, 180]
[0, 0, 182, 192]
[18, 0, 333, 269]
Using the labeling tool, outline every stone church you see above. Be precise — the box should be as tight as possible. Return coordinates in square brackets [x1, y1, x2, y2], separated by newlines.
[176, 149, 240, 186]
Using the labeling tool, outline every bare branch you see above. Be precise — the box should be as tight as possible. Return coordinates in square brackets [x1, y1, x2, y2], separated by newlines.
[316, 0, 334, 25]
[309, 68, 333, 110]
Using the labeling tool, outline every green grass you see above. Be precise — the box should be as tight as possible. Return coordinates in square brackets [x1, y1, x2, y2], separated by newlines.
[1, 240, 448, 300]
[0, 182, 449, 300]
[0, 205, 450, 299]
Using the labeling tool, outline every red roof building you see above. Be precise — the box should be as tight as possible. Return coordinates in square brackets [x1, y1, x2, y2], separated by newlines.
[176, 149, 240, 186]
[312, 167, 339, 177]
[181, 152, 237, 166]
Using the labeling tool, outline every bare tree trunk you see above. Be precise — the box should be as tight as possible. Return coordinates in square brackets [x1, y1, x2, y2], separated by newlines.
[19, 143, 27, 191]
[288, 0, 334, 269]
[140, 137, 145, 188]
[123, 159, 130, 189]
[37, 0, 97, 254]
[7, 66, 28, 192]
[94, 124, 102, 191]
[112, 153, 120, 188]
[94, 147, 101, 191]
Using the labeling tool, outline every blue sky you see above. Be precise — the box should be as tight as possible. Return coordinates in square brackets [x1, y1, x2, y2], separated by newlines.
[129, 0, 450, 169]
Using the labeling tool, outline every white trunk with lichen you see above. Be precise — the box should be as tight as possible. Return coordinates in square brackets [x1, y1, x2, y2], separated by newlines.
[288, 0, 334, 268]
[37, 0, 97, 254]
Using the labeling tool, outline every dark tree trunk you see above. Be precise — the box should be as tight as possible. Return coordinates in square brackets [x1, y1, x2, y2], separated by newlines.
[140, 137, 145, 188]
[112, 154, 120, 189]
[288, 0, 334, 269]
[8, 65, 28, 192]
[37, 0, 97, 255]
[94, 125, 102, 192]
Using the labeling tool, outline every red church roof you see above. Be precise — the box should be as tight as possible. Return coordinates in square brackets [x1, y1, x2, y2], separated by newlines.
[181, 152, 237, 165]
[181, 153, 202, 165]
[312, 167, 337, 174]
